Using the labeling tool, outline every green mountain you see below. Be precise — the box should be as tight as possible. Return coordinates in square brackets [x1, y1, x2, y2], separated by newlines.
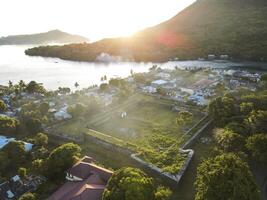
[0, 30, 89, 45]
[25, 0, 267, 62]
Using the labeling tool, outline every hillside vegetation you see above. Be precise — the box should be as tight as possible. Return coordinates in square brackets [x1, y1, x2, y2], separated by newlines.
[0, 30, 89, 45]
[25, 0, 267, 62]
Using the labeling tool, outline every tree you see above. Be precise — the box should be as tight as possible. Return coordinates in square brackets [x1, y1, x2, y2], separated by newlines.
[19, 193, 36, 200]
[240, 102, 254, 115]
[67, 103, 86, 118]
[261, 74, 267, 82]
[195, 153, 260, 200]
[39, 102, 49, 115]
[2, 141, 26, 170]
[0, 116, 20, 135]
[46, 143, 81, 180]
[225, 122, 249, 136]
[246, 110, 267, 133]
[8, 80, 13, 88]
[18, 80, 26, 91]
[34, 133, 48, 146]
[109, 78, 122, 87]
[155, 186, 172, 200]
[156, 87, 167, 96]
[57, 87, 71, 95]
[25, 118, 42, 134]
[100, 83, 109, 92]
[31, 159, 45, 174]
[18, 167, 27, 178]
[74, 82, 79, 89]
[215, 129, 245, 152]
[208, 96, 236, 126]
[0, 100, 7, 112]
[102, 167, 156, 200]
[25, 81, 45, 94]
[176, 111, 193, 125]
[0, 152, 9, 172]
[246, 134, 267, 164]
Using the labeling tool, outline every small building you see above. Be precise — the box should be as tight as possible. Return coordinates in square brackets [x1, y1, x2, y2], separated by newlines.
[48, 156, 113, 200]
[208, 54, 215, 60]
[151, 80, 168, 87]
[180, 87, 194, 95]
[142, 86, 157, 94]
[54, 106, 72, 121]
[156, 73, 171, 79]
[0, 135, 33, 152]
[220, 55, 229, 60]
[0, 175, 44, 200]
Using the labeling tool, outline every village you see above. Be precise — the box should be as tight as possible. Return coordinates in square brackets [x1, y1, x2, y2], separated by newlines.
[0, 65, 263, 200]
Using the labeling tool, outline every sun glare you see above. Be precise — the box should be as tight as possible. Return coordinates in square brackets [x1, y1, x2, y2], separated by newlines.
[0, 0, 195, 40]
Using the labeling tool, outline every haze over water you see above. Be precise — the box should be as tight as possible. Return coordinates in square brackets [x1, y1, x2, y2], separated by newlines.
[0, 45, 246, 90]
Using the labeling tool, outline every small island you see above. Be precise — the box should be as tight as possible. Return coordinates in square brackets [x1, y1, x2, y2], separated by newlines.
[0, 29, 89, 45]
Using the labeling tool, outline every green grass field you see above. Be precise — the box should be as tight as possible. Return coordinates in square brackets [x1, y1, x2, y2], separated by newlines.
[53, 94, 204, 174]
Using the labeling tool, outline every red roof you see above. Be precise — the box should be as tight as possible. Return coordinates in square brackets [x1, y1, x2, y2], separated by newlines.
[48, 156, 113, 200]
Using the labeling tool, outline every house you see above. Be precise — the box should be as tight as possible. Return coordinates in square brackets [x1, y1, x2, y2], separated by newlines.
[54, 106, 72, 121]
[48, 156, 113, 200]
[220, 55, 229, 60]
[192, 79, 213, 89]
[142, 86, 157, 94]
[0, 175, 44, 200]
[0, 135, 33, 152]
[151, 80, 168, 87]
[180, 87, 194, 95]
[208, 54, 215, 60]
[156, 73, 171, 79]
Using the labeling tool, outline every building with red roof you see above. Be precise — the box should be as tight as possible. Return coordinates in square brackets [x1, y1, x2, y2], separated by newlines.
[48, 156, 113, 200]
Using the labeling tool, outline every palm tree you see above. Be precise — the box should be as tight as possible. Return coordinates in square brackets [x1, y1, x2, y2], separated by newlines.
[18, 80, 26, 91]
[8, 80, 13, 88]
[74, 82, 79, 89]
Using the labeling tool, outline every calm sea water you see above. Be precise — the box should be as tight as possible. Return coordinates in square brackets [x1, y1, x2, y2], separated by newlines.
[0, 45, 254, 90]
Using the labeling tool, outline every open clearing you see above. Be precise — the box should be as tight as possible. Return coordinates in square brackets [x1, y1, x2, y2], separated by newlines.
[54, 93, 205, 174]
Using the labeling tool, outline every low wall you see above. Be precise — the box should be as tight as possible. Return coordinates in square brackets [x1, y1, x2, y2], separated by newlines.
[182, 119, 213, 149]
[48, 117, 212, 185]
[83, 132, 132, 155]
[131, 149, 194, 184]
[130, 118, 213, 184]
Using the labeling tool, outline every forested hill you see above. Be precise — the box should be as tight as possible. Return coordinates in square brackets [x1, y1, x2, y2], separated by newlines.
[0, 30, 89, 45]
[25, 0, 267, 62]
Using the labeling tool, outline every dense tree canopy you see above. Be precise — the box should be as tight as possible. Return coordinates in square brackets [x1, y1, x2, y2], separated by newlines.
[246, 110, 267, 133]
[176, 111, 193, 125]
[195, 153, 260, 200]
[25, 118, 42, 134]
[208, 96, 236, 126]
[46, 143, 81, 180]
[18, 192, 36, 200]
[215, 129, 245, 152]
[0, 116, 20, 135]
[102, 167, 156, 200]
[25, 81, 46, 94]
[0, 100, 7, 112]
[1, 141, 27, 171]
[34, 133, 48, 146]
[67, 103, 86, 118]
[154, 186, 172, 200]
[246, 134, 267, 164]
[39, 102, 49, 115]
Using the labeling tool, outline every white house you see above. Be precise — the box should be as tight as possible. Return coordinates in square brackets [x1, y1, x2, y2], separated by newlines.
[54, 106, 72, 121]
[142, 86, 157, 93]
[0, 135, 33, 152]
[151, 80, 168, 87]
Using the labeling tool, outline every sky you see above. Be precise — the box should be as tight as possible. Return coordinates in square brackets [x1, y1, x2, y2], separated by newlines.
[1, 0, 195, 41]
